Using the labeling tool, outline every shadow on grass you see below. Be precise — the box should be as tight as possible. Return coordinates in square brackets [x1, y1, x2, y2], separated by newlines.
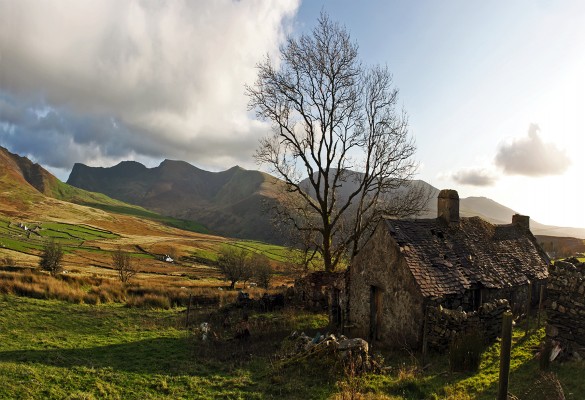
[0, 337, 205, 376]
[0, 333, 338, 399]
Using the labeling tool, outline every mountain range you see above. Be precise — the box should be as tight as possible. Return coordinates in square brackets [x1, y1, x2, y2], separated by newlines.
[1, 145, 583, 242]
[67, 159, 287, 242]
[67, 157, 585, 241]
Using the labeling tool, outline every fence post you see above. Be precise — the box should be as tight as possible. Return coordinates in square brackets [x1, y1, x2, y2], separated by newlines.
[525, 281, 532, 336]
[185, 293, 192, 328]
[537, 285, 545, 329]
[497, 311, 513, 400]
[421, 305, 429, 365]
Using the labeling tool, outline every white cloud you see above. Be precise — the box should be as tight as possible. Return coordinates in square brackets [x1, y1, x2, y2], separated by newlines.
[451, 167, 497, 186]
[494, 124, 571, 177]
[0, 0, 300, 171]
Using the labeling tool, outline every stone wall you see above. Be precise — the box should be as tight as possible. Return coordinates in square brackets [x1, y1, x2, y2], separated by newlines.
[291, 271, 346, 311]
[425, 299, 510, 352]
[347, 225, 425, 348]
[545, 259, 585, 357]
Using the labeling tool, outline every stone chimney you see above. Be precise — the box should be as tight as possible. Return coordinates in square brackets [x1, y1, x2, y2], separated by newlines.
[512, 214, 530, 230]
[437, 189, 459, 225]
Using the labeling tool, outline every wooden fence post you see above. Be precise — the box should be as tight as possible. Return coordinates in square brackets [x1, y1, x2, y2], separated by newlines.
[421, 305, 429, 365]
[537, 285, 545, 329]
[185, 293, 192, 328]
[525, 282, 532, 336]
[498, 311, 513, 400]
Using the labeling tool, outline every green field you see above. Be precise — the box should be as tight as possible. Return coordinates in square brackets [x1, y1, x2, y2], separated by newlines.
[0, 295, 332, 399]
[1, 293, 583, 399]
[81, 203, 209, 234]
[0, 219, 120, 256]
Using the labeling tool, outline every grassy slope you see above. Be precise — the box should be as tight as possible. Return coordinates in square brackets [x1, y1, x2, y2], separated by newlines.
[0, 294, 583, 399]
[0, 150, 208, 235]
[51, 179, 209, 234]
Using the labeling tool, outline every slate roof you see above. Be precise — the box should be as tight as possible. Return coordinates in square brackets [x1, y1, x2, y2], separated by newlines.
[383, 216, 550, 298]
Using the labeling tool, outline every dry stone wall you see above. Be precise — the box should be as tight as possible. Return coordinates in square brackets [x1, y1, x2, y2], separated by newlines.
[545, 259, 585, 357]
[425, 299, 510, 351]
[291, 271, 346, 311]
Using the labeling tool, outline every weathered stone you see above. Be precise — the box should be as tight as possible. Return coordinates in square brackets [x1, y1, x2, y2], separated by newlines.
[546, 259, 585, 357]
[337, 338, 369, 354]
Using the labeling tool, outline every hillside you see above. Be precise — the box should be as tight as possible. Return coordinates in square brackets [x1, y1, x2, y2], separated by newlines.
[0, 146, 207, 233]
[68, 160, 288, 242]
[299, 171, 585, 239]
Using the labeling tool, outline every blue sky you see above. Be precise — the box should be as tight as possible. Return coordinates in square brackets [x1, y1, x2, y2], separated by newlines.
[0, 0, 583, 228]
[296, 1, 585, 228]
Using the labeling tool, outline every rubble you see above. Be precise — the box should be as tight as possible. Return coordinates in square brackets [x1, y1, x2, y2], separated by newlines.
[285, 331, 379, 373]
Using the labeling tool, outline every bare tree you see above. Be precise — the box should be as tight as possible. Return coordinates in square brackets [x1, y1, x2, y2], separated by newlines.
[217, 245, 253, 290]
[247, 13, 428, 272]
[112, 247, 137, 284]
[250, 253, 272, 289]
[39, 239, 64, 276]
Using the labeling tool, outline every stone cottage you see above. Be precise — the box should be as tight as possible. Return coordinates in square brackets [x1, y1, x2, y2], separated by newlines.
[346, 189, 550, 348]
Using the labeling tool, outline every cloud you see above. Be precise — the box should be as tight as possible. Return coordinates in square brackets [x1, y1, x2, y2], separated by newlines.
[0, 0, 300, 171]
[451, 168, 497, 186]
[495, 124, 571, 176]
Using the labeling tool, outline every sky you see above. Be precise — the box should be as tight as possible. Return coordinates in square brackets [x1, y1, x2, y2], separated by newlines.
[0, 0, 584, 228]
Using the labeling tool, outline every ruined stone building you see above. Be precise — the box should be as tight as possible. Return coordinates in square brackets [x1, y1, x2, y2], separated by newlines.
[345, 189, 550, 348]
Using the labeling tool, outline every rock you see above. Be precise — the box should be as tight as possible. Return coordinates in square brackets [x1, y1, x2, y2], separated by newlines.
[337, 338, 369, 355]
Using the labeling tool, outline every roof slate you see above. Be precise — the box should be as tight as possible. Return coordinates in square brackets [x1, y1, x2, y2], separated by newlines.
[383, 216, 549, 298]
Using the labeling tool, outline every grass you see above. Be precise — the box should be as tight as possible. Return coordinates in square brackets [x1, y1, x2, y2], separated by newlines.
[347, 321, 585, 399]
[0, 219, 162, 264]
[0, 294, 334, 399]
[1, 286, 584, 399]
[0, 268, 231, 308]
[52, 180, 209, 234]
[81, 203, 209, 234]
[40, 222, 119, 240]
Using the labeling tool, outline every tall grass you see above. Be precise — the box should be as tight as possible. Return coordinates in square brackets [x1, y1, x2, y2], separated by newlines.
[0, 269, 244, 308]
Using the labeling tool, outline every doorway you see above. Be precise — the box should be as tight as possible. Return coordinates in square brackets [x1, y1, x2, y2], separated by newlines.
[369, 286, 383, 342]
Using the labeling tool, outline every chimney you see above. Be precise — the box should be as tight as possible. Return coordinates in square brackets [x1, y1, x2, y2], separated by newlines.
[438, 189, 459, 225]
[512, 214, 530, 230]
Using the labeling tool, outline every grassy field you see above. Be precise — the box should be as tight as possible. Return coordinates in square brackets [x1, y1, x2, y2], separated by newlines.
[0, 291, 583, 399]
[0, 217, 298, 294]
[0, 295, 332, 399]
[81, 203, 209, 234]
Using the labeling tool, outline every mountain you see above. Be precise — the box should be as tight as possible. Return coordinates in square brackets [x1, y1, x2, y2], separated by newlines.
[0, 146, 139, 207]
[299, 170, 585, 239]
[67, 160, 288, 242]
[3, 146, 583, 242]
[0, 146, 206, 233]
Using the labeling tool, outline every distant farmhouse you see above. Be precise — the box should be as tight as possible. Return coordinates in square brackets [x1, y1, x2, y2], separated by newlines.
[345, 189, 550, 348]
